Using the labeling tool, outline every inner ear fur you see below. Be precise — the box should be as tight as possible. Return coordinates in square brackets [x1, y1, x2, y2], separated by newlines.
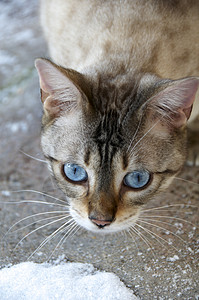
[143, 77, 199, 129]
[35, 58, 91, 118]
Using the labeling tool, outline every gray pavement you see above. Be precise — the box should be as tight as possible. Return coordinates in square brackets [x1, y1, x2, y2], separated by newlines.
[0, 1, 198, 299]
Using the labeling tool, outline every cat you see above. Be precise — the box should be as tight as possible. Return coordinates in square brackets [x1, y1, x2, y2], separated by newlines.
[35, 0, 199, 233]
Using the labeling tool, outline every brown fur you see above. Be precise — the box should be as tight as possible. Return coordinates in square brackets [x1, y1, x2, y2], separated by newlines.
[35, 0, 199, 233]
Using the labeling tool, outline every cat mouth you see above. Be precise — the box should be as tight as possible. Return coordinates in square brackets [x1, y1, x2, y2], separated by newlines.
[69, 207, 139, 233]
[88, 217, 114, 228]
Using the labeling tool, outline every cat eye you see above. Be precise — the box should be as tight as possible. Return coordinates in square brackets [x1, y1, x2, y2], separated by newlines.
[63, 163, 88, 183]
[124, 170, 151, 189]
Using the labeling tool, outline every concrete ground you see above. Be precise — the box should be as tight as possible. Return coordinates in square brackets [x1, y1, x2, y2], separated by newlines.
[0, 1, 198, 299]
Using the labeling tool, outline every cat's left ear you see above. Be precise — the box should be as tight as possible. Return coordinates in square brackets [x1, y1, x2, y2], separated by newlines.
[35, 58, 89, 118]
[145, 77, 199, 128]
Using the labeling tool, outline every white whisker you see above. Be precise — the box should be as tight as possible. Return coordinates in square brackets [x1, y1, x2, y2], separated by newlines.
[129, 225, 156, 260]
[3, 200, 68, 208]
[67, 223, 80, 239]
[130, 119, 161, 155]
[19, 150, 48, 164]
[135, 222, 167, 250]
[127, 117, 142, 152]
[28, 219, 74, 260]
[7, 189, 67, 204]
[10, 214, 70, 235]
[138, 218, 187, 245]
[50, 222, 80, 260]
[139, 215, 197, 228]
[135, 222, 179, 252]
[174, 177, 199, 186]
[127, 228, 143, 256]
[47, 222, 79, 261]
[141, 204, 198, 213]
[121, 229, 128, 239]
[5, 210, 69, 236]
[14, 215, 70, 250]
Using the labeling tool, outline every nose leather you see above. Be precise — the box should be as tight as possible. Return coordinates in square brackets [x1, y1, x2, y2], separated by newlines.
[90, 218, 112, 228]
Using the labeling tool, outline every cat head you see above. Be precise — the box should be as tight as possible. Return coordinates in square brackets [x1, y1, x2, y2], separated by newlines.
[35, 58, 199, 233]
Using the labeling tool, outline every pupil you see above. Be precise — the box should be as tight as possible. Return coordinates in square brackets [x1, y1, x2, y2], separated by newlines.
[74, 168, 77, 175]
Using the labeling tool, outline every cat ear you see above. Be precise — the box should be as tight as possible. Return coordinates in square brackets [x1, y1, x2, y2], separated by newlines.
[35, 58, 83, 118]
[146, 77, 199, 128]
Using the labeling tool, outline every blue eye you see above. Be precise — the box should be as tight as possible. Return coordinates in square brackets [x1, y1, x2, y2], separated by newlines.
[124, 170, 151, 189]
[63, 163, 88, 182]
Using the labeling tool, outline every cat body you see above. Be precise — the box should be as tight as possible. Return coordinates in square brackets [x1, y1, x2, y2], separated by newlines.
[36, 0, 199, 233]
[40, 0, 199, 122]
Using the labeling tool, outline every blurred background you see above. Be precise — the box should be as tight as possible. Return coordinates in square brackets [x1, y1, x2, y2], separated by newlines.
[0, 0, 46, 175]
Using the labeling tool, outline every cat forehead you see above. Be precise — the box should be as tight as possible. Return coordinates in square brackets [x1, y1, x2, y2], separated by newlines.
[90, 77, 139, 114]
[42, 111, 130, 168]
[86, 79, 152, 156]
[89, 73, 158, 109]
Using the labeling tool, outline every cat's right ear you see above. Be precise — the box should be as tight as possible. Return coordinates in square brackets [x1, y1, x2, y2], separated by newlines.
[35, 58, 84, 118]
[143, 77, 199, 129]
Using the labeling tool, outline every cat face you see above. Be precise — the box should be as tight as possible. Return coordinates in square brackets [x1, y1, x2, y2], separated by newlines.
[35, 58, 199, 233]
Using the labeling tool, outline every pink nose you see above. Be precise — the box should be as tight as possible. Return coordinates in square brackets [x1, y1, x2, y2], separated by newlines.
[90, 218, 112, 228]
